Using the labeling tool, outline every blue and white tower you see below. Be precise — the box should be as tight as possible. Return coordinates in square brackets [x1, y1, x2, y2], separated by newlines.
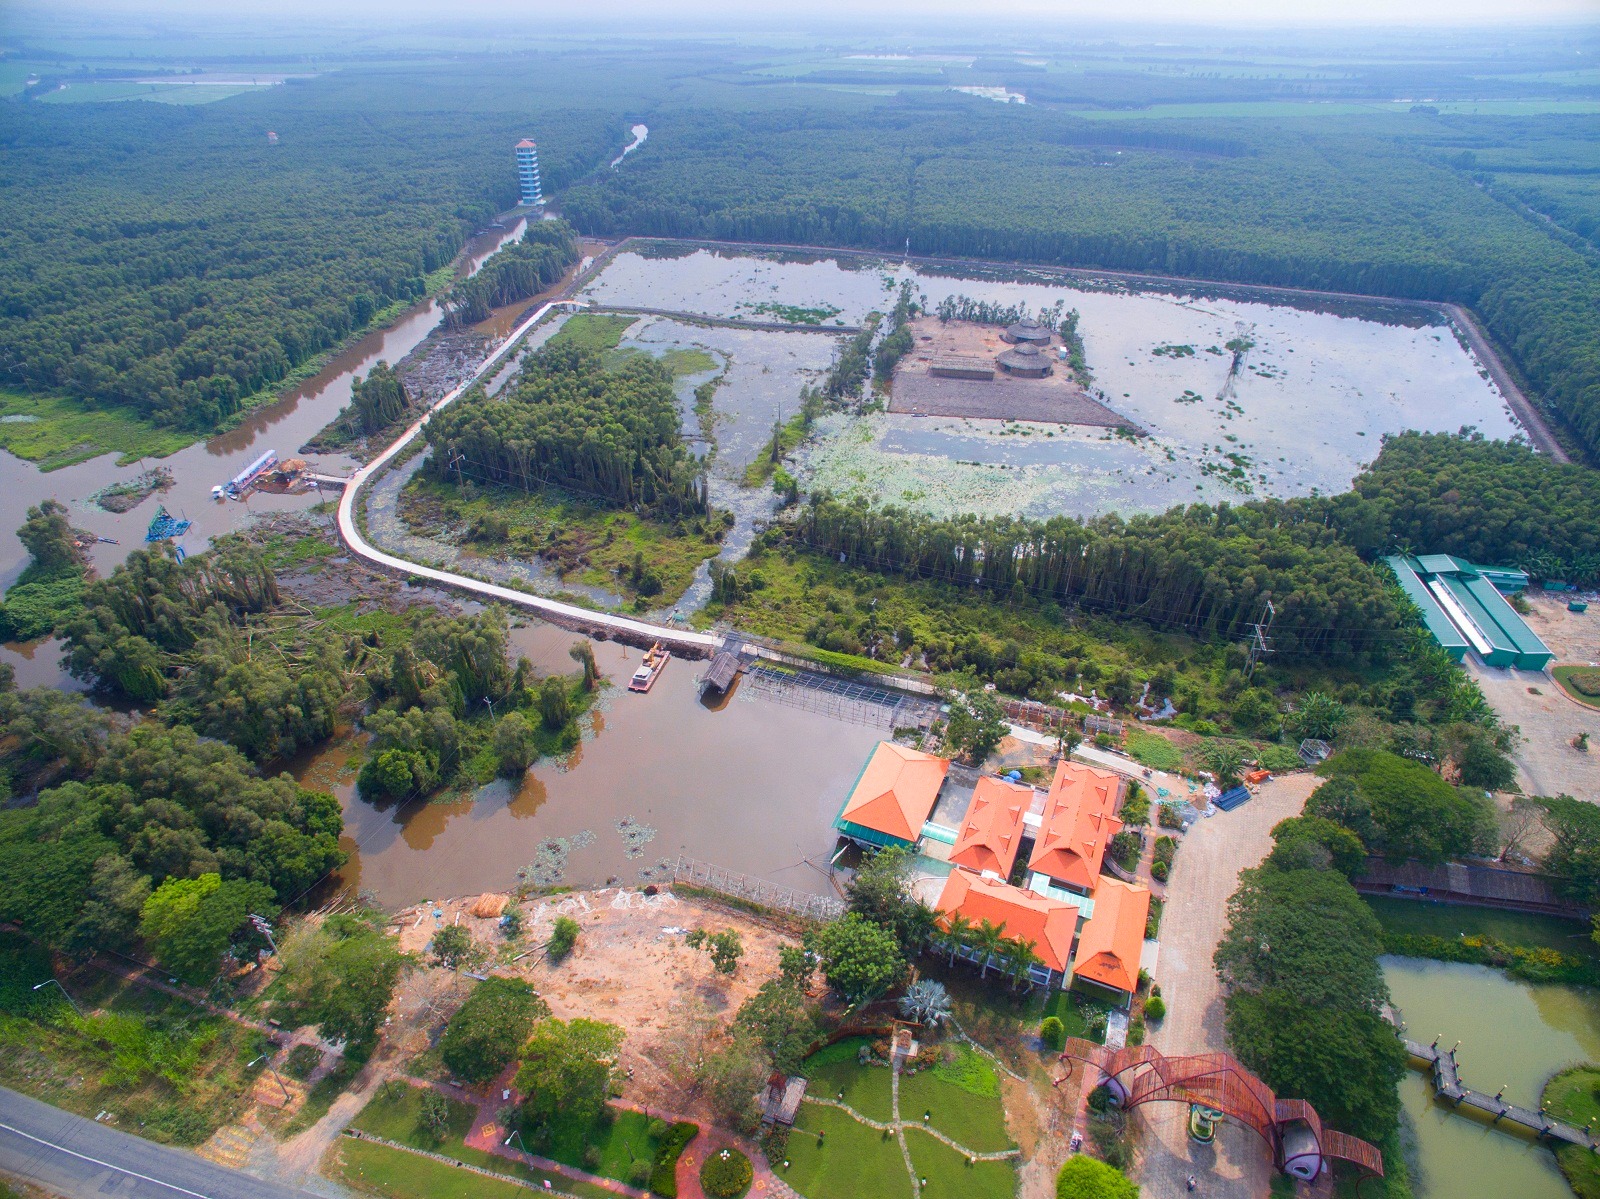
[514, 139, 543, 208]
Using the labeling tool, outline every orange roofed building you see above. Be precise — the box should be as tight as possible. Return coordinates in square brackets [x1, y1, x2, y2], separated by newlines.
[1069, 876, 1151, 998]
[833, 741, 950, 850]
[1028, 759, 1124, 896]
[948, 776, 1032, 879]
[934, 869, 1077, 988]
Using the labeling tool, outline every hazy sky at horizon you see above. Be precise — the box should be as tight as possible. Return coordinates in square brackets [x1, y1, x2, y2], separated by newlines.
[8, 0, 1599, 28]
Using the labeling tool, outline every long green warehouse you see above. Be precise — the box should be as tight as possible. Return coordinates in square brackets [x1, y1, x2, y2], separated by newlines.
[1386, 555, 1554, 671]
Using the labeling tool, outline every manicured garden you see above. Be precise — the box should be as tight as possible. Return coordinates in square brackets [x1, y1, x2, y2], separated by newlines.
[897, 1045, 1013, 1154]
[345, 1083, 618, 1199]
[522, 1103, 665, 1187]
[904, 1129, 1016, 1199]
[781, 1035, 1016, 1199]
[799, 1036, 893, 1122]
[781, 1103, 910, 1199]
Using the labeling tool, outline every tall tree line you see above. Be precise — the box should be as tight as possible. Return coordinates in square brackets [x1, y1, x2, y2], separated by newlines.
[440, 221, 580, 329]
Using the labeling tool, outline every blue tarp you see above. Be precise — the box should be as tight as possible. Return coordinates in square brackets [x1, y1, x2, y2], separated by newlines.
[1213, 786, 1251, 812]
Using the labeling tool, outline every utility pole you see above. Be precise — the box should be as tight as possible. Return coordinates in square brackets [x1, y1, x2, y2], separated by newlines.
[250, 913, 279, 956]
[1244, 599, 1275, 680]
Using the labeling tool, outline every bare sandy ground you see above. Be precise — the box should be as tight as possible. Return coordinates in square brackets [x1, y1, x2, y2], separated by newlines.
[1470, 594, 1600, 802]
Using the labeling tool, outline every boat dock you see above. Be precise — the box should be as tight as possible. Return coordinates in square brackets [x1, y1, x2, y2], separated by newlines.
[1405, 1038, 1598, 1149]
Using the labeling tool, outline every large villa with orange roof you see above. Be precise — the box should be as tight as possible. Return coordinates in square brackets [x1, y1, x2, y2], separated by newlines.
[835, 742, 1152, 1003]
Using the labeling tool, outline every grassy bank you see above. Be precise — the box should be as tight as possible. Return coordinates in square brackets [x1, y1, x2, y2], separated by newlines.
[1544, 1067, 1600, 1199]
[1365, 896, 1600, 986]
[0, 388, 194, 470]
[0, 933, 266, 1146]
[399, 474, 723, 610]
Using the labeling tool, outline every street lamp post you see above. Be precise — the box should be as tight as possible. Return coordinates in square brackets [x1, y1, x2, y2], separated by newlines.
[33, 979, 82, 1016]
[248, 1053, 293, 1104]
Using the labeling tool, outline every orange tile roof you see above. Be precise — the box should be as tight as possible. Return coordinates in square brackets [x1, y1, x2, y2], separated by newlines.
[1070, 877, 1151, 995]
[934, 870, 1077, 975]
[1027, 759, 1124, 891]
[949, 777, 1032, 877]
[838, 742, 950, 843]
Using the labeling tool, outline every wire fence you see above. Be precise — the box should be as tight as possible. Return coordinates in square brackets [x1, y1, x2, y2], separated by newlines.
[672, 856, 845, 922]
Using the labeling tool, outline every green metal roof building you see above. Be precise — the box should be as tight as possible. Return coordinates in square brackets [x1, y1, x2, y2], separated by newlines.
[1387, 555, 1553, 671]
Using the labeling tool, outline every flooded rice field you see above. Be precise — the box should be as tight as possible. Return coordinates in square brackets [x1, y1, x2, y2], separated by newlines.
[299, 622, 880, 906]
[582, 245, 1522, 515]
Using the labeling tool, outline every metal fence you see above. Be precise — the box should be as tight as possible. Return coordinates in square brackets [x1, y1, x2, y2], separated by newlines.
[741, 662, 939, 731]
[672, 856, 845, 922]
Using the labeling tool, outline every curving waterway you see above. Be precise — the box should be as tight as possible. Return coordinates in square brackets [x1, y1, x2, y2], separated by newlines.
[1384, 956, 1599, 1199]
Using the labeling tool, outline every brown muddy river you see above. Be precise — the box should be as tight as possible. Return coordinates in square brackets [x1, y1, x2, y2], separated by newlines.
[296, 624, 880, 906]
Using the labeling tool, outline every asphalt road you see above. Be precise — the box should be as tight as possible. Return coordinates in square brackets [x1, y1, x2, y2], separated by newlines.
[0, 1088, 319, 1199]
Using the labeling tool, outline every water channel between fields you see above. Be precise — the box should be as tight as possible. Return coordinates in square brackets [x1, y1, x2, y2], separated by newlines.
[1383, 955, 1600, 1199]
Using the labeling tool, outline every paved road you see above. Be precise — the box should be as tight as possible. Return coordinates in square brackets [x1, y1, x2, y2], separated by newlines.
[334, 297, 720, 656]
[0, 1088, 320, 1199]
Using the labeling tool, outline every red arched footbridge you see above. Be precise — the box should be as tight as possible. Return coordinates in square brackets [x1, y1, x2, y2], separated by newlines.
[1057, 1038, 1384, 1182]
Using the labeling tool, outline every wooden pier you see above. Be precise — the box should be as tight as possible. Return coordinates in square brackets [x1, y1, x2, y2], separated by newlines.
[1404, 1038, 1597, 1150]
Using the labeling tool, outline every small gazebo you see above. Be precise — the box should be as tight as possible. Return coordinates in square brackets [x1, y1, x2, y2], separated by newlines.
[1001, 318, 1054, 346]
[997, 343, 1053, 378]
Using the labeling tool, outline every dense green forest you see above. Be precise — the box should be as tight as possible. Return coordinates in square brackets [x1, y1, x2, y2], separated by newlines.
[423, 342, 708, 516]
[0, 69, 626, 430]
[2, 44, 1597, 459]
[441, 220, 579, 329]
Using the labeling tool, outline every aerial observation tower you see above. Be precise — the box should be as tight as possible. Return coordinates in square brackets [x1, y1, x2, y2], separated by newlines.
[514, 139, 544, 208]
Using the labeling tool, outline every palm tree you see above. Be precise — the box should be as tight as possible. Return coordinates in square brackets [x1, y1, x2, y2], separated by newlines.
[1004, 938, 1044, 992]
[903, 903, 940, 956]
[943, 914, 973, 967]
[973, 919, 1008, 979]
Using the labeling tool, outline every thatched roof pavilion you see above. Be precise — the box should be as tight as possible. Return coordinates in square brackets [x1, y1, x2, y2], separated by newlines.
[997, 343, 1054, 377]
[1001, 319, 1054, 346]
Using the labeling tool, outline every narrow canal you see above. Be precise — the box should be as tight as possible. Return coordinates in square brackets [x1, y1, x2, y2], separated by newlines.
[1383, 955, 1600, 1199]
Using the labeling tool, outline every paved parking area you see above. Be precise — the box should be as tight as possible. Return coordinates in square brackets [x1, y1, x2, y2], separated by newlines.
[1135, 773, 1319, 1198]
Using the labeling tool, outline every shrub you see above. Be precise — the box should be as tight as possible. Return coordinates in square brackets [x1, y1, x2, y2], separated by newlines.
[417, 1090, 450, 1146]
[1151, 860, 1169, 882]
[547, 916, 580, 961]
[1144, 995, 1166, 1021]
[1040, 1015, 1066, 1050]
[284, 1043, 323, 1079]
[628, 1161, 651, 1187]
[1566, 669, 1600, 698]
[700, 1147, 753, 1198]
[648, 1121, 700, 1196]
[1157, 803, 1184, 830]
[1109, 831, 1142, 871]
[1258, 744, 1304, 773]
[1056, 1153, 1139, 1199]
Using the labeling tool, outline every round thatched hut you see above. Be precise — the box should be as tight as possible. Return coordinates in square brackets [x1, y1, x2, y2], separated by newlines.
[1001, 318, 1054, 346]
[997, 343, 1053, 377]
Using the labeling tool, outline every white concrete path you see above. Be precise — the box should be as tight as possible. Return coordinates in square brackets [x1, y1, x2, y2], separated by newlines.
[335, 299, 720, 653]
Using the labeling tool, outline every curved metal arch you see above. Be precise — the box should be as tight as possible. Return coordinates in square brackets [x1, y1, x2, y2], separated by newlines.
[1057, 1038, 1384, 1179]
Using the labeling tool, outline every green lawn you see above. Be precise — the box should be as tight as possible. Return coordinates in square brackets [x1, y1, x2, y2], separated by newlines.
[1553, 665, 1600, 710]
[351, 1082, 477, 1149]
[523, 1105, 660, 1188]
[344, 1083, 616, 1199]
[1363, 896, 1598, 962]
[898, 1052, 1012, 1155]
[781, 1103, 911, 1199]
[1125, 730, 1185, 772]
[333, 1137, 614, 1199]
[801, 1039, 894, 1123]
[903, 1128, 1016, 1199]
[0, 389, 194, 470]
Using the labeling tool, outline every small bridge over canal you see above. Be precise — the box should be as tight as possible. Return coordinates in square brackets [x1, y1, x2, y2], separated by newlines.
[1405, 1037, 1599, 1150]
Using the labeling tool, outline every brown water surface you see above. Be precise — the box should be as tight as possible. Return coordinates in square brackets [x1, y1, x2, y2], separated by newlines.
[301, 624, 881, 907]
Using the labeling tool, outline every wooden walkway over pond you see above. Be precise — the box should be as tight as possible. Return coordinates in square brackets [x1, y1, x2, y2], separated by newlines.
[1405, 1038, 1598, 1150]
